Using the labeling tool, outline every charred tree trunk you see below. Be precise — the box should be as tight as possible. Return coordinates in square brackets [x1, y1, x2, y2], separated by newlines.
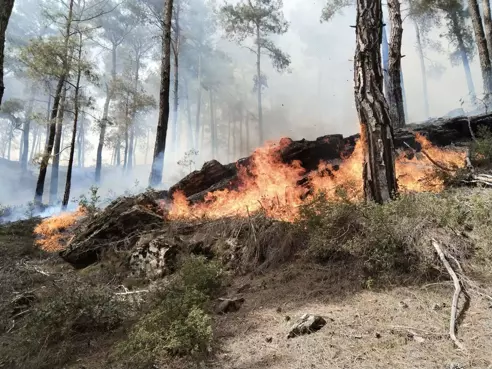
[171, 2, 180, 153]
[415, 22, 430, 118]
[149, 0, 174, 187]
[49, 86, 67, 205]
[35, 0, 73, 205]
[62, 32, 83, 210]
[123, 92, 130, 170]
[468, 0, 492, 95]
[354, 0, 398, 203]
[256, 23, 264, 144]
[0, 0, 15, 107]
[387, 0, 405, 128]
[96, 43, 117, 183]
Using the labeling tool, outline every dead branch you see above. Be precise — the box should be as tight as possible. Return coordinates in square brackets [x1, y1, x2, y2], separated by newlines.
[431, 239, 466, 350]
[403, 141, 455, 172]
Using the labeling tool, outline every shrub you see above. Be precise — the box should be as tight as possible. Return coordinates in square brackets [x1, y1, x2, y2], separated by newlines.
[114, 256, 222, 368]
[470, 126, 492, 166]
[0, 281, 126, 369]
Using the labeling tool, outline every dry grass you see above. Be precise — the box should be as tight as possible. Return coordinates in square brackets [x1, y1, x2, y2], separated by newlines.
[209, 263, 492, 369]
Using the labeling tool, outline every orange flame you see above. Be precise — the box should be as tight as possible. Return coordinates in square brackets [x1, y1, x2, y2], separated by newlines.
[168, 134, 466, 222]
[34, 207, 86, 252]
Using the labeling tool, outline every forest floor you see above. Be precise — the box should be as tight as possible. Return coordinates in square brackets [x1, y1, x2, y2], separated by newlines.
[1, 188, 492, 369]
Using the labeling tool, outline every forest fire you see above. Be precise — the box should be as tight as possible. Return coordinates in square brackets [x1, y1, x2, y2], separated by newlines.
[34, 207, 86, 252]
[168, 134, 467, 222]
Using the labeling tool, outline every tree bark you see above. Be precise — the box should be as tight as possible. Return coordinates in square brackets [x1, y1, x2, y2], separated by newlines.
[0, 0, 15, 107]
[49, 86, 67, 205]
[62, 32, 83, 210]
[387, 0, 405, 128]
[468, 0, 492, 95]
[483, 0, 492, 64]
[95, 43, 117, 183]
[123, 91, 130, 170]
[149, 0, 174, 187]
[209, 89, 217, 158]
[128, 125, 134, 171]
[21, 92, 34, 171]
[30, 126, 37, 162]
[34, 0, 73, 205]
[171, 0, 180, 153]
[354, 0, 398, 203]
[245, 111, 250, 154]
[256, 23, 264, 144]
[415, 22, 430, 118]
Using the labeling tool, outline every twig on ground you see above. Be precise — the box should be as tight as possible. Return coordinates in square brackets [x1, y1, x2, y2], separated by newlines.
[403, 141, 455, 172]
[431, 239, 466, 350]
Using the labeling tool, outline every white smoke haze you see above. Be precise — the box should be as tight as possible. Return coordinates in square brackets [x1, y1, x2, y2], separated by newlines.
[0, 0, 487, 214]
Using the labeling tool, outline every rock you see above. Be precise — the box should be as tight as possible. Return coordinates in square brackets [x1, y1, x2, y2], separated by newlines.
[432, 303, 442, 311]
[399, 301, 409, 309]
[129, 233, 180, 279]
[285, 315, 291, 322]
[287, 314, 327, 338]
[216, 297, 245, 314]
[276, 307, 282, 313]
[265, 336, 273, 343]
[375, 332, 381, 339]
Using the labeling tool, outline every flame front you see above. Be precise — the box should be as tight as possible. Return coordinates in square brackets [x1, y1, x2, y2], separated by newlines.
[169, 134, 466, 222]
[34, 207, 86, 252]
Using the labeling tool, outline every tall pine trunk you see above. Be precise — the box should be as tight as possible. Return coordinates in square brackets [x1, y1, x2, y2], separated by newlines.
[128, 125, 134, 171]
[21, 93, 34, 171]
[49, 86, 67, 205]
[62, 32, 83, 209]
[354, 0, 398, 203]
[0, 0, 15, 107]
[171, 2, 180, 152]
[256, 24, 263, 144]
[149, 0, 174, 187]
[387, 0, 405, 128]
[468, 0, 492, 94]
[209, 90, 217, 158]
[415, 22, 430, 118]
[96, 44, 117, 183]
[245, 111, 250, 154]
[34, 0, 73, 205]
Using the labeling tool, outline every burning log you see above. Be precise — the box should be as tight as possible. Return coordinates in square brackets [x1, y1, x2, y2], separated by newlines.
[59, 193, 165, 268]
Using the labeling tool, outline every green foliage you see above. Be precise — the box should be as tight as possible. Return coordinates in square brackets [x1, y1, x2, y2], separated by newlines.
[78, 185, 100, 214]
[0, 282, 126, 369]
[220, 0, 291, 72]
[299, 192, 476, 278]
[321, 0, 353, 22]
[470, 126, 492, 166]
[114, 256, 223, 368]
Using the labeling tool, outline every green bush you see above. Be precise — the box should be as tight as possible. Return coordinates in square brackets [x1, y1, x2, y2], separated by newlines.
[114, 256, 223, 368]
[299, 192, 473, 279]
[0, 281, 126, 369]
[470, 126, 492, 166]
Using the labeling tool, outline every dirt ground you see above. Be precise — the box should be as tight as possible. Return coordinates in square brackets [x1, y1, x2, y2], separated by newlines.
[210, 263, 492, 369]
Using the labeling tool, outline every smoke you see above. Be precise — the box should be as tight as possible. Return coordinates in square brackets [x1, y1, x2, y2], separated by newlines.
[0, 0, 487, 211]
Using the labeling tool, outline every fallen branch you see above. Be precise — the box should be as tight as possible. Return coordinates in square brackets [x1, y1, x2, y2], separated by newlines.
[431, 239, 466, 350]
[403, 141, 456, 172]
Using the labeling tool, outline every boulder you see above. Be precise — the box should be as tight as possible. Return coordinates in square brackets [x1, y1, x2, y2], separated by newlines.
[216, 297, 245, 314]
[287, 314, 327, 338]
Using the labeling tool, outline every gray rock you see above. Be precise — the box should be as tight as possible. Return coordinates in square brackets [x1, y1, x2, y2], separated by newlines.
[287, 314, 327, 338]
[216, 297, 245, 314]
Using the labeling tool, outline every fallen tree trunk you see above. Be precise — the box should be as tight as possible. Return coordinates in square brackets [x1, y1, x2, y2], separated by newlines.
[166, 113, 492, 203]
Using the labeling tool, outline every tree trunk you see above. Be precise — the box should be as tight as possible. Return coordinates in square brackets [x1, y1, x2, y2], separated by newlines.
[387, 0, 405, 128]
[484, 0, 492, 64]
[468, 0, 492, 94]
[6, 124, 12, 160]
[116, 136, 121, 166]
[172, 2, 180, 153]
[96, 43, 117, 183]
[245, 111, 250, 154]
[49, 86, 67, 205]
[149, 0, 174, 187]
[185, 78, 193, 150]
[354, 0, 398, 203]
[209, 89, 217, 158]
[21, 94, 34, 171]
[62, 32, 83, 209]
[0, 0, 15, 107]
[123, 91, 130, 170]
[195, 53, 202, 150]
[76, 116, 82, 167]
[227, 113, 231, 162]
[30, 126, 37, 162]
[128, 125, 134, 171]
[239, 111, 244, 156]
[35, 0, 73, 205]
[415, 22, 430, 118]
[256, 23, 264, 144]
[133, 134, 137, 167]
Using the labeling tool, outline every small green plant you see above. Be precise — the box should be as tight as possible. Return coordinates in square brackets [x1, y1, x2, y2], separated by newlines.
[24, 201, 35, 219]
[78, 185, 100, 214]
[470, 126, 492, 166]
[177, 149, 199, 175]
[114, 256, 222, 368]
